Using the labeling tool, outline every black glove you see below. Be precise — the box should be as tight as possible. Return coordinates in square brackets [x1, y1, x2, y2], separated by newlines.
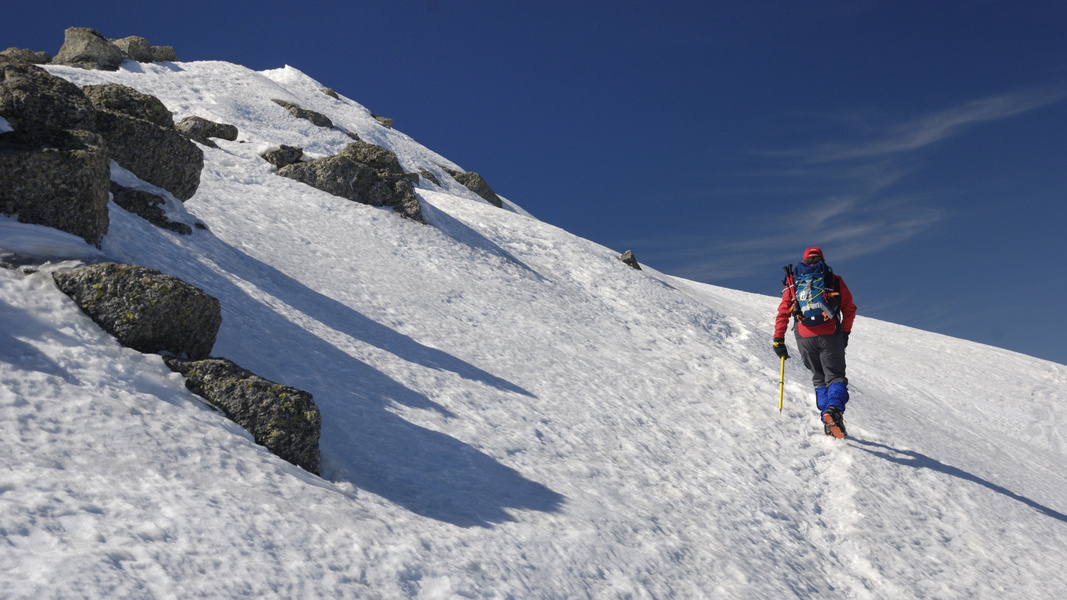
[773, 337, 789, 359]
[843, 332, 850, 348]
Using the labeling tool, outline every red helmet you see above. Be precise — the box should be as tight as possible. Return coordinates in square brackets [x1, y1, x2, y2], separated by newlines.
[803, 247, 824, 262]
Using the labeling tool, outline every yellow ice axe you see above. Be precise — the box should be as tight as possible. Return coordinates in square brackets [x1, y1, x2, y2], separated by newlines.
[778, 355, 786, 412]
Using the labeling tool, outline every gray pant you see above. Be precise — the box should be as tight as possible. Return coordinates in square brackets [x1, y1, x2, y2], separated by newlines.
[795, 329, 848, 388]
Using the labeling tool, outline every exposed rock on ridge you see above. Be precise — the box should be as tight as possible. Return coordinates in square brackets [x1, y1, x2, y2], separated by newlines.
[82, 83, 203, 201]
[276, 140, 424, 222]
[444, 167, 503, 208]
[261, 145, 304, 169]
[272, 99, 333, 128]
[0, 63, 110, 245]
[49, 261, 321, 474]
[53, 27, 128, 71]
[620, 250, 641, 270]
[1, 63, 208, 241]
[175, 116, 239, 148]
[163, 357, 323, 475]
[51, 27, 177, 70]
[0, 62, 96, 130]
[0, 48, 53, 65]
[51, 262, 222, 359]
[109, 182, 192, 235]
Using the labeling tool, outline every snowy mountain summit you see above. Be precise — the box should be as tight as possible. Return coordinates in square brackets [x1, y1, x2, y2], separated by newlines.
[2, 47, 1067, 599]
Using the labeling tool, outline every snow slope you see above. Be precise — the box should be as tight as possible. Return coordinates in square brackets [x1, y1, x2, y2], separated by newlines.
[1, 59, 1066, 599]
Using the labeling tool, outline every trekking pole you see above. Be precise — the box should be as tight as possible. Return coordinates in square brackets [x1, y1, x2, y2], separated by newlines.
[779, 355, 786, 413]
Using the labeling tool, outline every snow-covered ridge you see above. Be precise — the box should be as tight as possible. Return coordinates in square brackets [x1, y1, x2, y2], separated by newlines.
[2, 58, 1066, 599]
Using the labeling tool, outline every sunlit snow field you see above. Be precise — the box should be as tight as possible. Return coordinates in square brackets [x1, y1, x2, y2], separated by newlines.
[1, 59, 1065, 599]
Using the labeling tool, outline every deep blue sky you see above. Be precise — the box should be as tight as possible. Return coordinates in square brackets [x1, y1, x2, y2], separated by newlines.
[5, 1, 1066, 365]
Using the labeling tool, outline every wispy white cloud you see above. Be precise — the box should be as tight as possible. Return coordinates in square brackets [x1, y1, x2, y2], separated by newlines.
[641, 86, 1066, 284]
[788, 87, 1067, 164]
[636, 193, 945, 282]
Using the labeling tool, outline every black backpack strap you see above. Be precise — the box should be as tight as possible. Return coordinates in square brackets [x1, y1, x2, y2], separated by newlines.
[782, 265, 800, 317]
[825, 269, 842, 320]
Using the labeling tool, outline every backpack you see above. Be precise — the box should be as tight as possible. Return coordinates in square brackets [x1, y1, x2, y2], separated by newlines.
[784, 262, 840, 326]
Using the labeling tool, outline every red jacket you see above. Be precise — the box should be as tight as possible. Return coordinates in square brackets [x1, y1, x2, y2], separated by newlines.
[774, 274, 856, 338]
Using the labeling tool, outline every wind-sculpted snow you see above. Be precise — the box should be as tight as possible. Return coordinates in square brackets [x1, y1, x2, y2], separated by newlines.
[0, 59, 1065, 598]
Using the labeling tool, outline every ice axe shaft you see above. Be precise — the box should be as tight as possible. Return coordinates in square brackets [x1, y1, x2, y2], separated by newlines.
[779, 355, 786, 412]
[778, 264, 792, 413]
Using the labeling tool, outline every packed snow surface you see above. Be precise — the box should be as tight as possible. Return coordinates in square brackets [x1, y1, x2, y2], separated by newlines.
[2, 59, 1066, 599]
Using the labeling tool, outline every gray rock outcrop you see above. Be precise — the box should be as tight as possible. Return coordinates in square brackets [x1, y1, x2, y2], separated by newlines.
[0, 129, 110, 245]
[51, 28, 177, 70]
[163, 356, 322, 475]
[110, 36, 153, 62]
[276, 140, 423, 222]
[418, 168, 440, 186]
[175, 115, 239, 148]
[2, 65, 206, 243]
[83, 83, 203, 201]
[81, 83, 174, 128]
[0, 63, 109, 245]
[110, 182, 192, 235]
[271, 99, 333, 128]
[150, 46, 177, 62]
[110, 34, 174, 62]
[620, 250, 641, 270]
[261, 145, 304, 169]
[444, 168, 503, 208]
[0, 48, 53, 65]
[0, 62, 97, 131]
[53, 27, 128, 71]
[372, 114, 393, 129]
[52, 262, 222, 359]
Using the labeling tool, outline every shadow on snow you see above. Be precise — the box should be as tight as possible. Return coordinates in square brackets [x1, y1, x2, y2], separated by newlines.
[0, 296, 81, 385]
[122, 221, 562, 528]
[852, 439, 1067, 523]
